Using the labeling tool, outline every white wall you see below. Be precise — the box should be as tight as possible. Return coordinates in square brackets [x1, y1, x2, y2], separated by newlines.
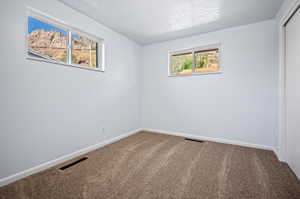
[0, 0, 141, 179]
[141, 20, 278, 148]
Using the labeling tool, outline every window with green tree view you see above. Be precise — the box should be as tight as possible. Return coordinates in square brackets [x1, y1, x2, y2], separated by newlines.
[169, 45, 221, 76]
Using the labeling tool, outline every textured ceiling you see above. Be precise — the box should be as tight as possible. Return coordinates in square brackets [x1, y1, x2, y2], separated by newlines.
[59, 0, 284, 45]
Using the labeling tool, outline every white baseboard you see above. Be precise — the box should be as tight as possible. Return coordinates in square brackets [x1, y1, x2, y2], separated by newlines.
[273, 147, 287, 163]
[273, 147, 281, 161]
[0, 128, 142, 187]
[143, 128, 275, 151]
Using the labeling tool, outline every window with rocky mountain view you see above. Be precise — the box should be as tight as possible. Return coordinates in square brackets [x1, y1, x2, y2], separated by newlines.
[72, 33, 98, 68]
[27, 16, 67, 63]
[27, 14, 104, 71]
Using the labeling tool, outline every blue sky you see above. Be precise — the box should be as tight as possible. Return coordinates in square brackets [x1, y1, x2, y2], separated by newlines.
[28, 16, 67, 35]
[28, 16, 82, 39]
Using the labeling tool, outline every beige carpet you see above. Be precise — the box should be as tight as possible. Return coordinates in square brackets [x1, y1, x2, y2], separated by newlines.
[0, 131, 299, 199]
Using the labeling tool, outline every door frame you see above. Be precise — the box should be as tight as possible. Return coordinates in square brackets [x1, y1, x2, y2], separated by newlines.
[278, 0, 300, 162]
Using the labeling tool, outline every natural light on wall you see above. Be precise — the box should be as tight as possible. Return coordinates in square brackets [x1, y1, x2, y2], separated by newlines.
[170, 0, 220, 31]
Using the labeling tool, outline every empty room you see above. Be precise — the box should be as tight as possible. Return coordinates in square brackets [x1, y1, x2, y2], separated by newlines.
[0, 0, 300, 198]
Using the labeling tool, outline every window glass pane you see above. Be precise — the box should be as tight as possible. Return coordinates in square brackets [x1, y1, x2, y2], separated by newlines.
[27, 16, 67, 63]
[72, 33, 98, 68]
[170, 52, 193, 75]
[195, 49, 220, 73]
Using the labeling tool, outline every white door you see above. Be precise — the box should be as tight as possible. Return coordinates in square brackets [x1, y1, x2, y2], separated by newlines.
[285, 7, 300, 179]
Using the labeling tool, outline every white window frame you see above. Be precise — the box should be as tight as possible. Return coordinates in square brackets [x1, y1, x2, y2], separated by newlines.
[168, 43, 222, 76]
[26, 8, 105, 72]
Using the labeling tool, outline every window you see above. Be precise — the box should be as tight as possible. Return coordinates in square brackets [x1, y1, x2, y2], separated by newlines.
[169, 45, 221, 76]
[27, 16, 68, 64]
[71, 33, 98, 68]
[170, 51, 193, 75]
[27, 10, 105, 71]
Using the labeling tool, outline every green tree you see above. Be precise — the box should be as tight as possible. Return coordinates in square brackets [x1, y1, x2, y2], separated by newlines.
[183, 57, 192, 70]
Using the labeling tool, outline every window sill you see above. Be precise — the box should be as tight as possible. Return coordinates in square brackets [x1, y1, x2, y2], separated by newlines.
[27, 57, 104, 72]
[168, 71, 223, 77]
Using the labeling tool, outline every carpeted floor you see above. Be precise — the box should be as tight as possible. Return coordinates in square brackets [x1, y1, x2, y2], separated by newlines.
[0, 132, 299, 199]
